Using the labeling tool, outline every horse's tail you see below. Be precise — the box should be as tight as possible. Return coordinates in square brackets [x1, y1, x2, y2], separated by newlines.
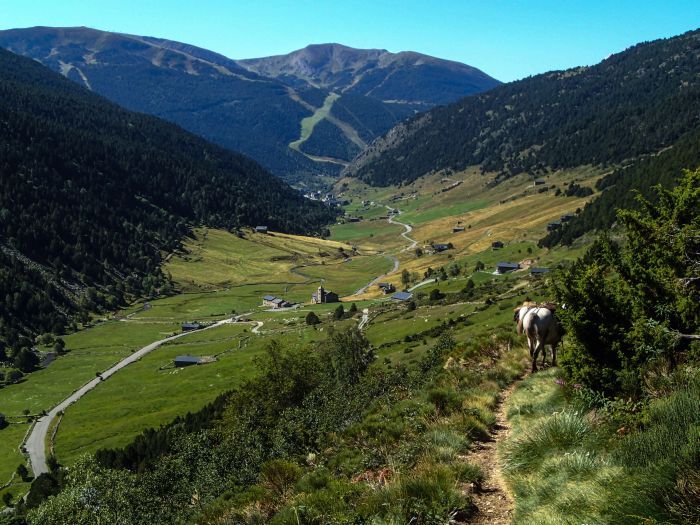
[528, 317, 539, 340]
[517, 317, 524, 336]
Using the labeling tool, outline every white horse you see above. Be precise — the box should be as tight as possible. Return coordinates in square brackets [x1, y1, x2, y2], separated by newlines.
[514, 303, 563, 372]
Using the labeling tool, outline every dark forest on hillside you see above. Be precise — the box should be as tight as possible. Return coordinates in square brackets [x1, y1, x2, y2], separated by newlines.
[0, 48, 335, 353]
[540, 127, 700, 246]
[346, 29, 700, 187]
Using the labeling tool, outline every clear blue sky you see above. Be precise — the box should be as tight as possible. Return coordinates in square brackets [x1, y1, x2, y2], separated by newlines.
[2, 1, 699, 81]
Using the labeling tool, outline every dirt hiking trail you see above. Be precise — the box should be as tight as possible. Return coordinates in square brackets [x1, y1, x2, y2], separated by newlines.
[462, 379, 523, 524]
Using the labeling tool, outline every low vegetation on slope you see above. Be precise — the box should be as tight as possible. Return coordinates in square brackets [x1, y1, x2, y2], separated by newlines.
[22, 328, 528, 524]
[503, 370, 699, 525]
[501, 170, 700, 524]
[0, 48, 335, 361]
[345, 29, 700, 186]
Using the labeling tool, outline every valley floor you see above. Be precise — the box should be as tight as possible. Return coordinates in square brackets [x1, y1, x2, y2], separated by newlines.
[0, 164, 599, 516]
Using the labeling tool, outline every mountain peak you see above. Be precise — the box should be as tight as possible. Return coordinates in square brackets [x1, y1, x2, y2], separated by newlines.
[237, 43, 500, 100]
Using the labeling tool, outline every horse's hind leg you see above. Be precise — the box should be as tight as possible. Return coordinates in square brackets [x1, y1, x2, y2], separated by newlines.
[542, 345, 548, 368]
[552, 343, 558, 367]
[531, 342, 542, 372]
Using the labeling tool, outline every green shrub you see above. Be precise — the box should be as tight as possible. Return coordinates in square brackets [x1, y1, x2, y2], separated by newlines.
[423, 428, 469, 462]
[450, 461, 485, 486]
[270, 478, 365, 525]
[426, 387, 462, 416]
[294, 467, 332, 493]
[458, 414, 490, 442]
[260, 459, 303, 497]
[555, 171, 700, 397]
[360, 464, 472, 524]
[305, 311, 320, 325]
[429, 288, 444, 301]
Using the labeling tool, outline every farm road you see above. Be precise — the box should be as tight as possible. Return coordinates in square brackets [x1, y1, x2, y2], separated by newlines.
[24, 317, 234, 477]
[386, 206, 418, 252]
[350, 206, 416, 296]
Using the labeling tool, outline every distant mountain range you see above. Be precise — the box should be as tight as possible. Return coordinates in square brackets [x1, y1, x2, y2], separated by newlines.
[0, 46, 334, 347]
[0, 27, 500, 185]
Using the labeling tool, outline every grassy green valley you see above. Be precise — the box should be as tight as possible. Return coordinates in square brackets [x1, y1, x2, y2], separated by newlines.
[2, 151, 697, 525]
[0, 15, 698, 525]
[1, 159, 579, 507]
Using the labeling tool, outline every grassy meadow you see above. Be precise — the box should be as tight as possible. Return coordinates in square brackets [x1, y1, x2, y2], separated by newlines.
[331, 166, 601, 294]
[329, 219, 405, 247]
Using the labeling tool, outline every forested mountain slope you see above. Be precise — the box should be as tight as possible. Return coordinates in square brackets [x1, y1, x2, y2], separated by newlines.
[540, 126, 700, 246]
[0, 28, 499, 182]
[0, 47, 335, 350]
[345, 29, 700, 187]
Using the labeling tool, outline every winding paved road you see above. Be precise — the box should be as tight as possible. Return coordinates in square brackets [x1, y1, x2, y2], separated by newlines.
[409, 278, 440, 291]
[387, 206, 418, 253]
[350, 207, 418, 296]
[351, 254, 399, 296]
[24, 318, 234, 477]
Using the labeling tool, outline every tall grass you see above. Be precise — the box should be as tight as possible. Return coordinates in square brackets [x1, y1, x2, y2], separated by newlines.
[614, 380, 700, 468]
[501, 370, 700, 525]
[502, 410, 592, 474]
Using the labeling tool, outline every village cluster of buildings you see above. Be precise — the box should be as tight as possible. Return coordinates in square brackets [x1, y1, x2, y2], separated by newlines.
[303, 191, 349, 207]
[262, 295, 295, 309]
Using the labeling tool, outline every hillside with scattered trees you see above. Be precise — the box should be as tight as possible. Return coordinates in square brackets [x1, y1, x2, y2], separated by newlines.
[540, 126, 700, 246]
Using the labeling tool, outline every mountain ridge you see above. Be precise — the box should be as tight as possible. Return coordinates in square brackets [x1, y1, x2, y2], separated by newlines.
[0, 26, 500, 184]
[237, 42, 499, 106]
